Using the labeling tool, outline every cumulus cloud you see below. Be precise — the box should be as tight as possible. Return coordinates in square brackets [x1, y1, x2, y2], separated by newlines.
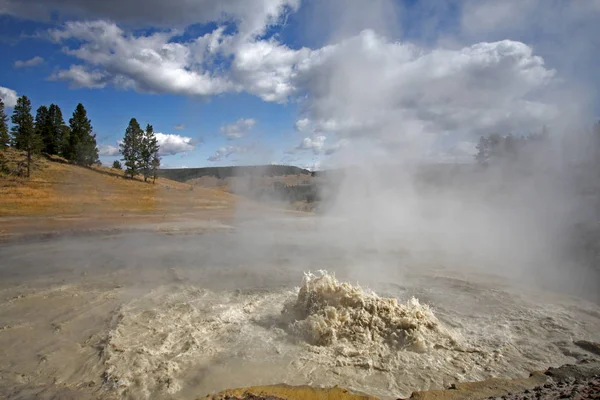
[289, 135, 347, 156]
[48, 21, 234, 95]
[1, 0, 300, 33]
[28, 0, 588, 162]
[460, 0, 599, 38]
[0, 86, 18, 108]
[293, 28, 557, 158]
[459, 0, 600, 111]
[155, 132, 195, 155]
[207, 146, 248, 162]
[98, 144, 119, 156]
[49, 65, 108, 88]
[45, 15, 560, 149]
[46, 17, 319, 102]
[292, 135, 327, 155]
[14, 56, 44, 68]
[295, 118, 310, 132]
[220, 118, 257, 140]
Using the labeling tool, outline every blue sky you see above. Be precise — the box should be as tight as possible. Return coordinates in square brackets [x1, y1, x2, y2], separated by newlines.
[1, 0, 598, 169]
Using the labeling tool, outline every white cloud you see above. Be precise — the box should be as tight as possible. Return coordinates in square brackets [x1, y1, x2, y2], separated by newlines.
[0, 86, 18, 108]
[460, 0, 600, 38]
[220, 118, 257, 140]
[459, 0, 600, 113]
[32, 0, 580, 162]
[45, 10, 318, 102]
[207, 146, 247, 162]
[295, 118, 310, 132]
[293, 135, 327, 155]
[1, 0, 300, 33]
[174, 124, 185, 130]
[98, 144, 119, 156]
[229, 39, 313, 102]
[155, 132, 195, 156]
[14, 56, 44, 68]
[49, 65, 108, 88]
[289, 134, 347, 156]
[48, 20, 235, 94]
[46, 17, 559, 149]
[296, 31, 557, 150]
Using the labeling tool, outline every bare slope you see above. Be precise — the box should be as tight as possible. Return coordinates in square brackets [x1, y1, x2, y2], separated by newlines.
[0, 149, 238, 235]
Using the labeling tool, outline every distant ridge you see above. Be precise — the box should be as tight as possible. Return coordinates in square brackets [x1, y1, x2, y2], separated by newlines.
[158, 164, 311, 182]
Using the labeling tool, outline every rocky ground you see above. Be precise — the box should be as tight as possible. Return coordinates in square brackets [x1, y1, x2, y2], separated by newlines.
[485, 360, 600, 400]
[487, 376, 600, 400]
[202, 359, 600, 400]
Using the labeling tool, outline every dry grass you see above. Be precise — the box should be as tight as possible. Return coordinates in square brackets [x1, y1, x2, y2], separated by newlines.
[0, 148, 237, 218]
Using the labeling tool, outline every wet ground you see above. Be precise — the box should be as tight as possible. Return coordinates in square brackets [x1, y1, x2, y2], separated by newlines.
[0, 216, 599, 399]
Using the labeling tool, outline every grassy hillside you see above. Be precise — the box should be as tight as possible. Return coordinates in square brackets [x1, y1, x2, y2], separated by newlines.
[0, 148, 236, 218]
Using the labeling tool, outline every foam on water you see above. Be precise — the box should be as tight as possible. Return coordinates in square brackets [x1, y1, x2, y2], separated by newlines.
[101, 272, 598, 399]
[282, 270, 461, 352]
[103, 286, 291, 398]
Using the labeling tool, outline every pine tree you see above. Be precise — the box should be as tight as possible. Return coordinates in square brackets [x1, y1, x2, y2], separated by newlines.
[141, 124, 159, 182]
[112, 160, 122, 169]
[47, 104, 66, 156]
[120, 118, 143, 179]
[68, 103, 99, 166]
[0, 99, 9, 149]
[60, 125, 71, 158]
[11, 95, 40, 177]
[35, 105, 51, 153]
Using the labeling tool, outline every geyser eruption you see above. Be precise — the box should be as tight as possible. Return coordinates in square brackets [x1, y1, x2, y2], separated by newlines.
[281, 270, 459, 353]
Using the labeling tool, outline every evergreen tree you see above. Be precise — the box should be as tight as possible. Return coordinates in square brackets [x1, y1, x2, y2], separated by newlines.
[112, 160, 122, 169]
[35, 105, 51, 153]
[475, 136, 490, 165]
[120, 118, 144, 179]
[141, 124, 159, 182]
[68, 103, 99, 166]
[0, 99, 9, 149]
[11, 95, 40, 177]
[47, 104, 66, 156]
[60, 125, 71, 158]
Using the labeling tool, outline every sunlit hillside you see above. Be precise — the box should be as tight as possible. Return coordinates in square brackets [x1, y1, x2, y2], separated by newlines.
[0, 148, 236, 218]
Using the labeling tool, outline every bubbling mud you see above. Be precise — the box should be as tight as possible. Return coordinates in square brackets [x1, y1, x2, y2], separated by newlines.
[281, 270, 461, 352]
[102, 272, 464, 398]
[102, 286, 291, 398]
[99, 271, 599, 399]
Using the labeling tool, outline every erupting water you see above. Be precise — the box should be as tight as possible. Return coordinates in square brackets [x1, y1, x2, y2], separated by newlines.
[97, 270, 598, 399]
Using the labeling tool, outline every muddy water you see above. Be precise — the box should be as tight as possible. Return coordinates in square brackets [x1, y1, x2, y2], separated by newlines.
[0, 217, 599, 399]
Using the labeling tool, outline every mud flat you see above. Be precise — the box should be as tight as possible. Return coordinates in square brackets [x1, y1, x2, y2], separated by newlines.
[1, 221, 599, 399]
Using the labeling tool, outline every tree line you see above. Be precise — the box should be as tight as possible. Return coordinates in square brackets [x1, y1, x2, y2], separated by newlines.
[0, 96, 99, 177]
[474, 129, 551, 167]
[0, 97, 162, 183]
[157, 164, 310, 182]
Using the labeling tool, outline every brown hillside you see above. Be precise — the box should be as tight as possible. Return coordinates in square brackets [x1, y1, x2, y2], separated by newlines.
[0, 149, 240, 235]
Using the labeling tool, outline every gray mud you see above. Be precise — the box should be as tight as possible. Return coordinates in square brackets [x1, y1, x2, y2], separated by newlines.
[1, 217, 599, 399]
